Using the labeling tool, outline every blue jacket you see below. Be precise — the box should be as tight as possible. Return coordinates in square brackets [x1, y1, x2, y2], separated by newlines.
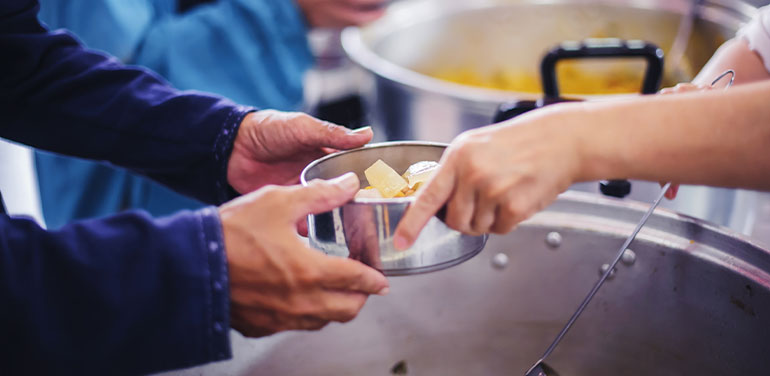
[34, 0, 314, 228]
[0, 1, 252, 373]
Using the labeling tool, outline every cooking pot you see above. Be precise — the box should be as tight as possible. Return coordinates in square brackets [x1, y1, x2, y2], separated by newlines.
[341, 0, 759, 232]
[162, 191, 770, 375]
[342, 0, 754, 142]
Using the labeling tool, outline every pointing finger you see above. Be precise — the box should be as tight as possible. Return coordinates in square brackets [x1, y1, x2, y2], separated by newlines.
[393, 163, 456, 250]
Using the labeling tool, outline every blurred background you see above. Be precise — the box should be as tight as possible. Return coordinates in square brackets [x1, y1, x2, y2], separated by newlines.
[2, 0, 769, 245]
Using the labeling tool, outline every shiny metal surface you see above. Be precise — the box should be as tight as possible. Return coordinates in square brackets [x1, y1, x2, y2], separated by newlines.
[342, 0, 755, 142]
[162, 191, 770, 376]
[526, 183, 671, 375]
[301, 142, 487, 275]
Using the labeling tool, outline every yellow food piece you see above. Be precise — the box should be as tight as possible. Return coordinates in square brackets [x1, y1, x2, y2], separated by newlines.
[364, 159, 408, 198]
[402, 161, 439, 189]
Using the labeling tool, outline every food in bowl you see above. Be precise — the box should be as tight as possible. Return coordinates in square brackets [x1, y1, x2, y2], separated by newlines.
[356, 159, 440, 199]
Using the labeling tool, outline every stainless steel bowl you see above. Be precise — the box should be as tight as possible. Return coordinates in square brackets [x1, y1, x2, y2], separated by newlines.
[300, 142, 487, 275]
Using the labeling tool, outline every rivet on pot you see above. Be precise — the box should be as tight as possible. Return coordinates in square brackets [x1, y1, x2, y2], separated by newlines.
[545, 231, 562, 249]
[621, 249, 636, 265]
[599, 263, 616, 279]
[491, 253, 509, 269]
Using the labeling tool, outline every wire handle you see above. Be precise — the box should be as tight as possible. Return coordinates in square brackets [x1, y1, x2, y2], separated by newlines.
[710, 69, 735, 89]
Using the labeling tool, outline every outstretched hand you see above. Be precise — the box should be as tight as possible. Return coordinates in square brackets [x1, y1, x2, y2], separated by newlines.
[394, 108, 581, 250]
[227, 110, 372, 195]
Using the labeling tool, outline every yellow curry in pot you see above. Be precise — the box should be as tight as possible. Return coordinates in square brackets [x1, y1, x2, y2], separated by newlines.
[430, 60, 646, 95]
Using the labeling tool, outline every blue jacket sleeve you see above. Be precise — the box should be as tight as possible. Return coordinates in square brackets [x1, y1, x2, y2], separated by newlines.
[0, 207, 231, 375]
[0, 0, 254, 205]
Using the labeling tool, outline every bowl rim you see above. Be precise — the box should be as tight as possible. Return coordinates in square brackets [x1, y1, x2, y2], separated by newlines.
[300, 141, 449, 205]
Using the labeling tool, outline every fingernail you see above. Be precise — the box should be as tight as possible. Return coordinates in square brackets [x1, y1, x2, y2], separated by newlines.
[330, 172, 359, 190]
[393, 235, 409, 251]
[348, 126, 372, 134]
[376, 287, 390, 296]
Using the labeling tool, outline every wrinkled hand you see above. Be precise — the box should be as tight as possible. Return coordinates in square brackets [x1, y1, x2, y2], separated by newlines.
[220, 172, 389, 337]
[657, 83, 711, 199]
[295, 0, 387, 28]
[227, 110, 372, 195]
[394, 111, 581, 249]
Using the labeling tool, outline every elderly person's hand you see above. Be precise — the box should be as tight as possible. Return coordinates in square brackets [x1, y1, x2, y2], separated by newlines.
[295, 0, 387, 28]
[221, 172, 390, 337]
[227, 110, 372, 195]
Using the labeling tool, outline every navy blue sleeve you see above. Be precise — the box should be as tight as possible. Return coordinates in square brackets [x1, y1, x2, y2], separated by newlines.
[0, 0, 254, 205]
[0, 207, 231, 375]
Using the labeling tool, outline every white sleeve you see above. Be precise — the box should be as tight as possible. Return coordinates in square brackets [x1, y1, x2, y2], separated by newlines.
[737, 5, 770, 73]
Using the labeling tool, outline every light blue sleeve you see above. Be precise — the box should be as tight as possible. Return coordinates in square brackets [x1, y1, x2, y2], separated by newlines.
[39, 0, 314, 110]
[134, 0, 314, 110]
[38, 0, 154, 62]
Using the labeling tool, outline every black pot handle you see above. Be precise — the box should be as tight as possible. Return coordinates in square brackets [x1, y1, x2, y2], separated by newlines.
[540, 39, 665, 98]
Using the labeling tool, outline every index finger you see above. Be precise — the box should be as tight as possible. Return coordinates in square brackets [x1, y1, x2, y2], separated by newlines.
[393, 163, 456, 250]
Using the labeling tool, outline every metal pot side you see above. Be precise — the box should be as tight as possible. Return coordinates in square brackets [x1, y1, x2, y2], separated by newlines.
[162, 190, 770, 376]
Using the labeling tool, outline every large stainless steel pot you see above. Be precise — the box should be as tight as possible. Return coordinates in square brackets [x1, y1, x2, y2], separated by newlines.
[342, 0, 755, 142]
[162, 191, 770, 375]
[341, 0, 759, 233]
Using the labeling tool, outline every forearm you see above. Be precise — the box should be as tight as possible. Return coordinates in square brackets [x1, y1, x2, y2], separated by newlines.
[570, 80, 770, 189]
[0, 209, 230, 374]
[692, 38, 770, 86]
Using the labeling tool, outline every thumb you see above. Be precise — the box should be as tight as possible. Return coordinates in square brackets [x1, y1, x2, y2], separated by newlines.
[393, 165, 456, 250]
[298, 115, 373, 150]
[292, 172, 360, 220]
